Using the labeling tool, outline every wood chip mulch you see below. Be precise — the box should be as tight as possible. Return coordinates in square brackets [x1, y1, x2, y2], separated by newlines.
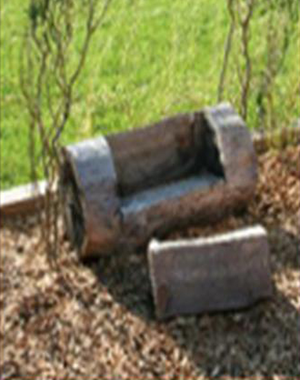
[1, 146, 299, 379]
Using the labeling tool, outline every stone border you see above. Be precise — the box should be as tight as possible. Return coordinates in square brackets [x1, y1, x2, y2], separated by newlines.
[1, 125, 299, 219]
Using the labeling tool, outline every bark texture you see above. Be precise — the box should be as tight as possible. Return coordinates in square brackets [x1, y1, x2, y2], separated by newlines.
[148, 225, 273, 319]
[60, 103, 258, 258]
[60, 136, 120, 258]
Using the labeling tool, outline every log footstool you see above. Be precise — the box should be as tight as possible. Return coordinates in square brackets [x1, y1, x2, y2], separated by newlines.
[148, 225, 272, 319]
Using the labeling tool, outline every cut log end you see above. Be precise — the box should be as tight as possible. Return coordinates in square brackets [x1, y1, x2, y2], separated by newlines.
[59, 151, 85, 253]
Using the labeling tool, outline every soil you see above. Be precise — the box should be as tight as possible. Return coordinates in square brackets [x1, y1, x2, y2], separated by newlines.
[1, 146, 299, 379]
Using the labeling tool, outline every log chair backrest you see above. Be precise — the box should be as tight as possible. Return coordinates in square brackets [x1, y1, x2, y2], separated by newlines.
[106, 112, 224, 197]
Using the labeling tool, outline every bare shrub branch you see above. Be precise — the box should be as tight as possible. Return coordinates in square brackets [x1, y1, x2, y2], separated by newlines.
[20, 0, 112, 264]
[236, 0, 256, 121]
[218, 0, 236, 102]
[218, 0, 299, 135]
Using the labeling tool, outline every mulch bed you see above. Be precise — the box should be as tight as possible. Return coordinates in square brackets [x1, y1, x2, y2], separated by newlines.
[1, 146, 299, 379]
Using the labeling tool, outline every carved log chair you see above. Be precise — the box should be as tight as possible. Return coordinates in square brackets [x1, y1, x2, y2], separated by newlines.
[60, 103, 257, 259]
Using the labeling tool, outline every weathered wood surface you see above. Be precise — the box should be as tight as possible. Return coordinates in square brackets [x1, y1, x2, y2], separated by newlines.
[203, 104, 258, 188]
[60, 136, 121, 258]
[106, 113, 196, 196]
[59, 103, 259, 256]
[120, 103, 258, 249]
[120, 174, 223, 247]
[148, 225, 273, 319]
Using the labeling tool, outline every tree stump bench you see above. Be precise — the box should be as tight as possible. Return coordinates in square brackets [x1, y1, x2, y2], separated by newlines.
[60, 103, 258, 259]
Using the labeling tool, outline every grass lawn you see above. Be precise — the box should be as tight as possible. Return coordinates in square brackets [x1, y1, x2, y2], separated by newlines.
[1, 0, 299, 189]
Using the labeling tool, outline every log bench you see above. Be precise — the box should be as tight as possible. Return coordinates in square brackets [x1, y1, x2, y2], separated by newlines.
[60, 103, 258, 258]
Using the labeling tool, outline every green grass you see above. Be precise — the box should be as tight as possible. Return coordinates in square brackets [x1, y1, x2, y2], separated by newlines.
[1, 0, 299, 189]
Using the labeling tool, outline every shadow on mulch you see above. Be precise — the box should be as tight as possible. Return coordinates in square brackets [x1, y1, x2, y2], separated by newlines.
[268, 227, 300, 270]
[88, 225, 300, 377]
